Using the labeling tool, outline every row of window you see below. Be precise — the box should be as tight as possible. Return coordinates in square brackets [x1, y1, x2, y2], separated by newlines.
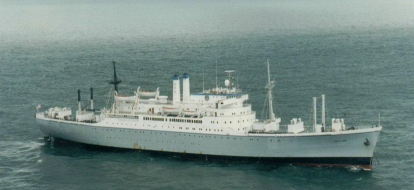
[177, 126, 223, 132]
[142, 117, 203, 124]
[209, 119, 252, 124]
[123, 115, 139, 119]
[169, 118, 202, 124]
[144, 117, 164, 121]
[104, 122, 245, 133]
[103, 134, 263, 142]
[105, 122, 224, 133]
[217, 111, 249, 116]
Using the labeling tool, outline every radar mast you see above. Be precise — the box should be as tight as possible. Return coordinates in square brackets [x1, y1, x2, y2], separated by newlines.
[109, 61, 122, 93]
[265, 59, 276, 121]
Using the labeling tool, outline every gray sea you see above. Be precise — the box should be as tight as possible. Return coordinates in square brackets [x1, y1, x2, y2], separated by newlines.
[1, 0, 414, 189]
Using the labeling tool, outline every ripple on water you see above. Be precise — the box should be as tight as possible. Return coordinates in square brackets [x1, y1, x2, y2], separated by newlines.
[0, 141, 43, 189]
[347, 166, 364, 172]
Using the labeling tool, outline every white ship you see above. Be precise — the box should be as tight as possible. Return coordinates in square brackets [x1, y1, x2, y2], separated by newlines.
[35, 60, 382, 170]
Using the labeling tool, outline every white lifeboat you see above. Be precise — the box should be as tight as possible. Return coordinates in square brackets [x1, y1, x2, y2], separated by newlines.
[162, 106, 180, 113]
[182, 110, 198, 116]
[138, 87, 160, 97]
[114, 95, 136, 102]
[139, 90, 157, 97]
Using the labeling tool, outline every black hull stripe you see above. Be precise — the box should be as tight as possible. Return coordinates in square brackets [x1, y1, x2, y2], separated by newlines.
[146, 150, 372, 167]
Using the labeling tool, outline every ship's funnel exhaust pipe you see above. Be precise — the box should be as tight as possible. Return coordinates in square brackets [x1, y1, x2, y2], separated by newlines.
[173, 75, 181, 104]
[78, 89, 81, 114]
[183, 73, 190, 102]
[90, 87, 94, 110]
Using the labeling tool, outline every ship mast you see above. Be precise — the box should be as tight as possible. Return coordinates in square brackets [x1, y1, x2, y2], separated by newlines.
[266, 59, 276, 121]
[215, 60, 218, 93]
[202, 62, 205, 92]
[109, 61, 122, 93]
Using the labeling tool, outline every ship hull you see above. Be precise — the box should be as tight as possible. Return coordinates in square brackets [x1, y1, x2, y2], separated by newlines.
[36, 119, 380, 170]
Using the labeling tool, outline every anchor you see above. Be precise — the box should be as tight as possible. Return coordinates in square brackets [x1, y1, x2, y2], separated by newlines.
[364, 138, 370, 146]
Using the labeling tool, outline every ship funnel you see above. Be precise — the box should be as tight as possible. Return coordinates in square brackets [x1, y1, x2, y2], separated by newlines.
[183, 73, 190, 102]
[90, 87, 94, 110]
[78, 89, 81, 102]
[173, 75, 181, 104]
[78, 89, 81, 114]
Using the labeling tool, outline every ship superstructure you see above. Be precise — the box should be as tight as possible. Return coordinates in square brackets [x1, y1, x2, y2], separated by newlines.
[35, 60, 381, 170]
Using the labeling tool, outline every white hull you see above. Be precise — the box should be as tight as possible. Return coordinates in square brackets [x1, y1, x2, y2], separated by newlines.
[36, 118, 381, 169]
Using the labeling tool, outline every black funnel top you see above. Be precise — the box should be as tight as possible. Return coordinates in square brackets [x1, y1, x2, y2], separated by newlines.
[78, 89, 81, 102]
[90, 87, 93, 100]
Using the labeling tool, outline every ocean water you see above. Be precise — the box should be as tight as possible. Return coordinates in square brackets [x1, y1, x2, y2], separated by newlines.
[1, 0, 414, 189]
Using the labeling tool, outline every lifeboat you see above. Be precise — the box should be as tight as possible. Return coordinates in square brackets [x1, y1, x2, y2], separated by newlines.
[137, 87, 159, 97]
[182, 110, 199, 116]
[138, 90, 157, 97]
[162, 106, 180, 113]
[114, 95, 136, 102]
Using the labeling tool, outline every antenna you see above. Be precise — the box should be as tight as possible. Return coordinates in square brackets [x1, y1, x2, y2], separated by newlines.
[203, 62, 205, 92]
[215, 60, 218, 93]
[313, 97, 317, 131]
[378, 113, 381, 127]
[236, 75, 239, 91]
[265, 58, 275, 121]
[267, 58, 271, 83]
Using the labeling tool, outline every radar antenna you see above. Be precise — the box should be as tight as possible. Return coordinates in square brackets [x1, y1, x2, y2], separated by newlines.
[109, 61, 122, 93]
[225, 70, 235, 89]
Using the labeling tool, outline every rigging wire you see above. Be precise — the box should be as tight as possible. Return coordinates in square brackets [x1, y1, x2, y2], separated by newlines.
[105, 85, 114, 111]
[261, 92, 269, 121]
